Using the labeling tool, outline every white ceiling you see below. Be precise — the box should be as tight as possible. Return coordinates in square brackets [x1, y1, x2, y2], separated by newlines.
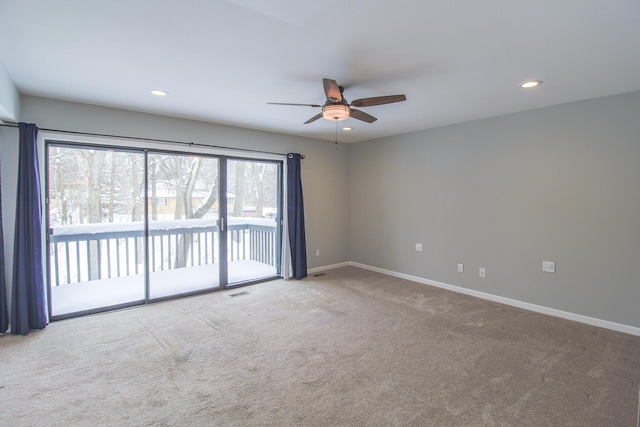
[1, 0, 639, 143]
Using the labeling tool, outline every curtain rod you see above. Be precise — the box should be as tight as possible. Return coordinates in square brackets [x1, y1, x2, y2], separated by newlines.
[0, 122, 304, 159]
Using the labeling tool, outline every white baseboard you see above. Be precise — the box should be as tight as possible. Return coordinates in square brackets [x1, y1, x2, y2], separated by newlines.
[312, 261, 640, 337]
[308, 262, 351, 275]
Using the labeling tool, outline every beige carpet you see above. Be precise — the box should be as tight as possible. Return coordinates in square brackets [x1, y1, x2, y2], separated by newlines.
[1, 266, 639, 426]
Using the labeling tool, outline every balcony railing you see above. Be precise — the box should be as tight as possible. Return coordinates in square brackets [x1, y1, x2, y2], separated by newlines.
[48, 217, 279, 286]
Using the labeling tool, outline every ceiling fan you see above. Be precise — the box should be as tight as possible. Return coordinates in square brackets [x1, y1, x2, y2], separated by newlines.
[268, 78, 406, 124]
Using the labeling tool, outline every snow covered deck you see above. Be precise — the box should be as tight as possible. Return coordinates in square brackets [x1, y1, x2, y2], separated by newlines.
[51, 260, 277, 316]
[48, 218, 280, 316]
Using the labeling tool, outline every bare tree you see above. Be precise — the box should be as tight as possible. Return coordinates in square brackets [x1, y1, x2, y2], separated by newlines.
[174, 158, 184, 220]
[252, 163, 266, 218]
[174, 157, 219, 268]
[80, 150, 106, 280]
[232, 161, 247, 217]
[108, 151, 116, 223]
[150, 160, 158, 220]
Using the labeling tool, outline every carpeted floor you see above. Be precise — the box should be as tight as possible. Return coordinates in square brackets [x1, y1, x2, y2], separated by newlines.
[1, 266, 639, 426]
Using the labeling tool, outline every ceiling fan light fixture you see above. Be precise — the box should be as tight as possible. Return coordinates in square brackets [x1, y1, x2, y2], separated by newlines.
[322, 104, 350, 121]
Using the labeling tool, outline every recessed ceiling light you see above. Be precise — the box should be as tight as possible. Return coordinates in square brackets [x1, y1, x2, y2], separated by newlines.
[151, 89, 168, 96]
[519, 80, 543, 89]
[342, 127, 352, 131]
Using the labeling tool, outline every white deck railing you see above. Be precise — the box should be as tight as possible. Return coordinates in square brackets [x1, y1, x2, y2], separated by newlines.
[49, 218, 279, 286]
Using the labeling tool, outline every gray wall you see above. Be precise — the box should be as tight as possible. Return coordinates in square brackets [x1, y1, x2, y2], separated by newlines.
[0, 61, 20, 121]
[349, 91, 640, 328]
[5, 92, 640, 330]
[16, 95, 350, 272]
[0, 126, 19, 308]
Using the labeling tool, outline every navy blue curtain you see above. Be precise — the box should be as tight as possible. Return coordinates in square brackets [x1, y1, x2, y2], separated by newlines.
[286, 153, 307, 279]
[11, 123, 47, 335]
[0, 150, 7, 333]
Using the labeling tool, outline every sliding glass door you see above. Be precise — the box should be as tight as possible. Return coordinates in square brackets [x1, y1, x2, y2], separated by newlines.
[47, 143, 282, 318]
[147, 153, 221, 299]
[47, 145, 146, 316]
[227, 159, 281, 285]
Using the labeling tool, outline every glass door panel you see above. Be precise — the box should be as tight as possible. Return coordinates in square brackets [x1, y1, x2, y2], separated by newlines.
[226, 159, 280, 285]
[147, 153, 220, 299]
[47, 145, 146, 316]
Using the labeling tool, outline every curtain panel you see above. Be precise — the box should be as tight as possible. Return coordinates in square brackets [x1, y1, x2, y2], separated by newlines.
[286, 153, 307, 280]
[11, 123, 47, 335]
[0, 144, 7, 333]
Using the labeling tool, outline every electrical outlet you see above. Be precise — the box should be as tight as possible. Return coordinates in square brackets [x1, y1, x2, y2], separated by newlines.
[315, 248, 320, 256]
[457, 263, 464, 273]
[479, 267, 486, 278]
[542, 261, 555, 273]
[415, 243, 423, 252]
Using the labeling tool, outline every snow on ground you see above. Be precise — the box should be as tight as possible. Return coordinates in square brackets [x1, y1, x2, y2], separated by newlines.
[51, 260, 277, 316]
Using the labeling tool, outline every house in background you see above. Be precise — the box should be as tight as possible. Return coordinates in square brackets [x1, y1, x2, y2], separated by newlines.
[0, 1, 639, 333]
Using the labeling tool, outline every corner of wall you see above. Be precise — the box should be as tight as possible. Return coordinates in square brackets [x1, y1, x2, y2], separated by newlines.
[0, 61, 20, 122]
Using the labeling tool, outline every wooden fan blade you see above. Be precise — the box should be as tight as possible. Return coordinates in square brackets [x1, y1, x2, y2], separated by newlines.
[323, 78, 342, 102]
[351, 94, 406, 108]
[349, 109, 377, 123]
[304, 113, 323, 124]
[267, 102, 322, 107]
